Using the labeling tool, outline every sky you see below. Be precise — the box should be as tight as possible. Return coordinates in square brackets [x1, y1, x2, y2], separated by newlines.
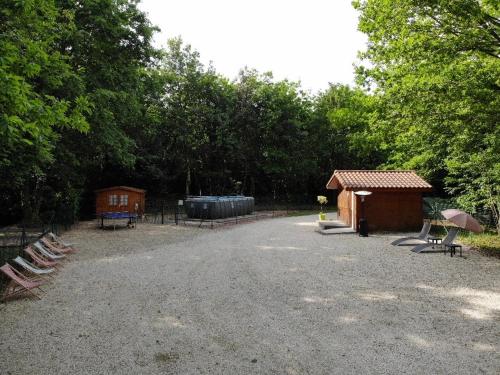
[138, 0, 367, 94]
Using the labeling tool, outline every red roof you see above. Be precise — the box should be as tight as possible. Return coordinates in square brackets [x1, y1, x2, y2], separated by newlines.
[326, 170, 433, 191]
[94, 186, 146, 193]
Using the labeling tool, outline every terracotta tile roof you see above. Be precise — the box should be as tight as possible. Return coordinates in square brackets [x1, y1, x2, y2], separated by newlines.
[326, 170, 433, 191]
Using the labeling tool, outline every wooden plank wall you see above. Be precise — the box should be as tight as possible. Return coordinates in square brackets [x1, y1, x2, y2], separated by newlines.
[96, 189, 145, 215]
[357, 191, 424, 231]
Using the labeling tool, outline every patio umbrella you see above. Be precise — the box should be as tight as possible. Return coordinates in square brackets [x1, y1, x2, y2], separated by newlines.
[441, 209, 483, 233]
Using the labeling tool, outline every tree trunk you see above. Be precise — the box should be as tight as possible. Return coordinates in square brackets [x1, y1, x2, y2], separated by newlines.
[185, 163, 191, 196]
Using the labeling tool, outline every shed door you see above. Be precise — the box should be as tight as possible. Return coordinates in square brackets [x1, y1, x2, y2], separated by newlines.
[337, 190, 352, 227]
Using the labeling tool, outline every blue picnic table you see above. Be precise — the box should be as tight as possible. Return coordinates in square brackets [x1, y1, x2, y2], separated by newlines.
[99, 211, 138, 229]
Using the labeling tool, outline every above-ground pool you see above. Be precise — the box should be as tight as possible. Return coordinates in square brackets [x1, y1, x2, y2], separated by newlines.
[184, 196, 255, 220]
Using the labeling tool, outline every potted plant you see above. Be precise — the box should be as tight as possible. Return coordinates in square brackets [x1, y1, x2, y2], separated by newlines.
[317, 195, 328, 220]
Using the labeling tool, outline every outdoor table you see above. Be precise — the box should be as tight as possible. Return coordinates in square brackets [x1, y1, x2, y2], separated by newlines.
[445, 244, 462, 257]
[427, 236, 442, 249]
[99, 212, 138, 229]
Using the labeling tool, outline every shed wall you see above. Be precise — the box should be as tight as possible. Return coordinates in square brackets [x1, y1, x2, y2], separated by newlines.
[353, 191, 423, 231]
[96, 189, 145, 215]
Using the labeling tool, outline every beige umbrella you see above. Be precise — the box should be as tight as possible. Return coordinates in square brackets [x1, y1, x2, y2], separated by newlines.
[441, 209, 483, 233]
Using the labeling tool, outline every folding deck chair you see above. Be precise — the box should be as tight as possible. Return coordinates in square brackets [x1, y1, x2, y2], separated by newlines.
[411, 227, 459, 253]
[391, 221, 431, 246]
[41, 237, 76, 254]
[47, 232, 78, 251]
[25, 246, 61, 269]
[13, 256, 55, 278]
[0, 264, 45, 301]
[33, 242, 66, 261]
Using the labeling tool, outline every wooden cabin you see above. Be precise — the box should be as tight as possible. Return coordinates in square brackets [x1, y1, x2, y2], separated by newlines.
[326, 170, 432, 232]
[95, 186, 146, 216]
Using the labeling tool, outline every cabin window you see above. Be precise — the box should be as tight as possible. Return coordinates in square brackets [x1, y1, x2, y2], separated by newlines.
[108, 194, 118, 206]
[119, 194, 128, 206]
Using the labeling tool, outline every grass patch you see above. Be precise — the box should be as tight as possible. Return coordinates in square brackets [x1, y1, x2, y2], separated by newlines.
[426, 226, 500, 258]
[286, 208, 337, 217]
[459, 232, 500, 257]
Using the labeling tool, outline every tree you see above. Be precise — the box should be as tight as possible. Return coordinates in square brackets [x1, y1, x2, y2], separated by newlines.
[354, 0, 500, 219]
[48, 0, 159, 218]
[0, 0, 90, 224]
[151, 38, 218, 195]
[231, 69, 316, 199]
[312, 84, 382, 175]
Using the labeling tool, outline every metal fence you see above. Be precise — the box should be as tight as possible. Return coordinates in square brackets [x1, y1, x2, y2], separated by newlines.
[142, 197, 327, 228]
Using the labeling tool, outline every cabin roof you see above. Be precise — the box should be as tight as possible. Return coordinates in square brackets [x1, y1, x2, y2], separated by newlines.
[326, 170, 433, 191]
[94, 186, 146, 194]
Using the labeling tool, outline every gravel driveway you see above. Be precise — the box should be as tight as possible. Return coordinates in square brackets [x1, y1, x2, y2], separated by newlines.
[1, 215, 499, 374]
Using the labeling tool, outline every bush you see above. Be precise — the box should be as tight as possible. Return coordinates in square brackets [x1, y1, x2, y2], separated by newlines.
[459, 232, 500, 257]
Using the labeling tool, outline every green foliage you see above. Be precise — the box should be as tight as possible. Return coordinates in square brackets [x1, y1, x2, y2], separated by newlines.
[138, 37, 237, 195]
[57, 0, 159, 168]
[0, 1, 89, 147]
[354, 0, 500, 226]
[312, 84, 382, 174]
[230, 68, 316, 197]
[459, 232, 500, 257]
[0, 0, 157, 224]
[446, 137, 500, 233]
[0, 0, 90, 223]
[1, 0, 498, 234]
[145, 42, 320, 198]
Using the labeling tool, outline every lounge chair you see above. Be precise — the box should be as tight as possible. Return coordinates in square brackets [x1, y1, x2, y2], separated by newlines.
[391, 221, 431, 246]
[0, 263, 45, 301]
[41, 237, 75, 254]
[25, 246, 61, 269]
[13, 256, 55, 278]
[47, 232, 78, 251]
[411, 227, 459, 253]
[33, 242, 66, 261]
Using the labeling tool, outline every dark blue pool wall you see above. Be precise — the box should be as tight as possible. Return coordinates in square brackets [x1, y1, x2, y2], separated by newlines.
[184, 196, 255, 219]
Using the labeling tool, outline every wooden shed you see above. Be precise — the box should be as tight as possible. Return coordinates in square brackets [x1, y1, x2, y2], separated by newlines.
[95, 186, 146, 216]
[326, 170, 432, 232]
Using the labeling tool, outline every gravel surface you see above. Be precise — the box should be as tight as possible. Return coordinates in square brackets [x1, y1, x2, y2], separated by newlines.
[0, 215, 499, 374]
